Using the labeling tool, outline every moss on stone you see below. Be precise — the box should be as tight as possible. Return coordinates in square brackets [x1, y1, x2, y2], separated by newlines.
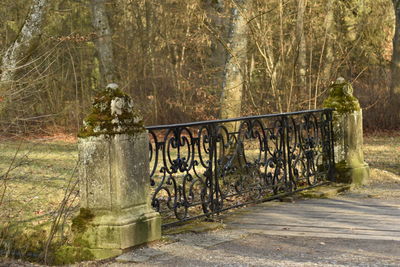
[52, 208, 96, 264]
[0, 224, 49, 261]
[71, 208, 94, 234]
[163, 220, 225, 235]
[335, 160, 369, 185]
[296, 184, 351, 199]
[323, 81, 360, 114]
[53, 245, 94, 265]
[78, 84, 145, 138]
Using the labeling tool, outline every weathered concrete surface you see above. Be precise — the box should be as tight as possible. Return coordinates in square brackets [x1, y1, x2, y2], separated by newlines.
[79, 133, 151, 211]
[225, 198, 400, 241]
[95, 195, 400, 267]
[65, 84, 161, 262]
[74, 133, 161, 260]
[323, 78, 370, 185]
[333, 110, 370, 185]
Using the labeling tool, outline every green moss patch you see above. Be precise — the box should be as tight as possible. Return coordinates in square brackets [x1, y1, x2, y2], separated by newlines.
[0, 223, 49, 261]
[51, 208, 96, 264]
[71, 208, 94, 234]
[53, 245, 94, 265]
[323, 82, 360, 114]
[296, 183, 352, 199]
[163, 220, 225, 235]
[78, 85, 144, 138]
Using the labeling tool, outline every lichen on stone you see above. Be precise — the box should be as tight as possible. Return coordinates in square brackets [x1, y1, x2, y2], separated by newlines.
[78, 83, 144, 138]
[323, 78, 360, 114]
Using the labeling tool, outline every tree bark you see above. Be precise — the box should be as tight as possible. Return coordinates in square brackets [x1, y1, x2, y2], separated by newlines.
[91, 0, 116, 87]
[342, 0, 358, 42]
[0, 0, 48, 113]
[204, 0, 228, 88]
[322, 0, 335, 85]
[296, 0, 307, 91]
[391, 0, 400, 100]
[220, 0, 248, 129]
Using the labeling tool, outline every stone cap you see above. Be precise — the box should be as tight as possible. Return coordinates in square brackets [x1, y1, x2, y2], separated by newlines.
[323, 78, 361, 114]
[78, 83, 144, 138]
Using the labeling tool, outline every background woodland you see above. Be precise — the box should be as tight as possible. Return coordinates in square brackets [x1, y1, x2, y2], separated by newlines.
[1, 0, 399, 134]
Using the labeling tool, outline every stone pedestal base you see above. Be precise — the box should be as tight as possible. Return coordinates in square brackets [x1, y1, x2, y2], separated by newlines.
[81, 209, 160, 259]
[70, 132, 162, 261]
[335, 162, 370, 185]
[323, 79, 370, 186]
[63, 85, 162, 264]
[56, 208, 161, 263]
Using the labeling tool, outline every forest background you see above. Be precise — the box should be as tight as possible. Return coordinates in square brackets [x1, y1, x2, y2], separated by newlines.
[1, 0, 400, 136]
[1, 1, 400, 264]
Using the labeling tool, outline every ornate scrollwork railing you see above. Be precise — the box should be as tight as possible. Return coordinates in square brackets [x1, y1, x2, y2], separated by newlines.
[146, 109, 335, 226]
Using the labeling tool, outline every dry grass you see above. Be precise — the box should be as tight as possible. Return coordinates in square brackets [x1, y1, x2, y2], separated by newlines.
[345, 134, 400, 200]
[363, 134, 400, 175]
[0, 138, 79, 262]
[0, 140, 78, 224]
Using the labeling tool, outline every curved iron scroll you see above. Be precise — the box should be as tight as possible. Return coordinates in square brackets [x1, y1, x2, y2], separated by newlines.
[146, 109, 335, 226]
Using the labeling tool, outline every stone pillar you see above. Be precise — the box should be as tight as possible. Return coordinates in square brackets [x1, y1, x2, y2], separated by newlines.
[323, 78, 369, 185]
[70, 84, 161, 260]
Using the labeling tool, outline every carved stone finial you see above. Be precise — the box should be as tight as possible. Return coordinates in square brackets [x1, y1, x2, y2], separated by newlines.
[333, 78, 353, 96]
[323, 78, 360, 114]
[106, 83, 119, 90]
[78, 85, 144, 138]
[335, 77, 346, 84]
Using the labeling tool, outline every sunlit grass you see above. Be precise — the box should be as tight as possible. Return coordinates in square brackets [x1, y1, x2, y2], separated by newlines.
[0, 140, 78, 224]
[364, 134, 400, 175]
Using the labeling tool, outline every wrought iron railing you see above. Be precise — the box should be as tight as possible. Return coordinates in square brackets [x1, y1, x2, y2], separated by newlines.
[146, 109, 335, 227]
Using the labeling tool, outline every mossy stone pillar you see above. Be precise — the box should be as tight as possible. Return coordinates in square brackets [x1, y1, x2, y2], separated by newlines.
[323, 78, 369, 185]
[73, 84, 161, 260]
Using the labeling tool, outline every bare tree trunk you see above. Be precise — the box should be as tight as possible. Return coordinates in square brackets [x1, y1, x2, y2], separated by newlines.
[0, 0, 48, 114]
[321, 0, 335, 85]
[220, 0, 248, 129]
[91, 0, 116, 86]
[204, 0, 228, 88]
[391, 0, 400, 101]
[296, 0, 307, 91]
[342, 0, 358, 42]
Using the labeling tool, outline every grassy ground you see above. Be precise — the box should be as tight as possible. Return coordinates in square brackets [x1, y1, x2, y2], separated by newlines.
[344, 134, 400, 200]
[363, 134, 400, 175]
[0, 139, 78, 225]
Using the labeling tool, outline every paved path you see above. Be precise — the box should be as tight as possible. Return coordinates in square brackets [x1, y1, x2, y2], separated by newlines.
[225, 197, 400, 241]
[92, 196, 400, 267]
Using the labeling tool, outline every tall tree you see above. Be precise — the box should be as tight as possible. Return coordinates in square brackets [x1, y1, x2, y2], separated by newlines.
[321, 0, 335, 85]
[203, 0, 228, 89]
[342, 0, 358, 42]
[0, 0, 49, 114]
[220, 0, 249, 127]
[296, 0, 307, 91]
[91, 0, 116, 86]
[391, 0, 400, 101]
